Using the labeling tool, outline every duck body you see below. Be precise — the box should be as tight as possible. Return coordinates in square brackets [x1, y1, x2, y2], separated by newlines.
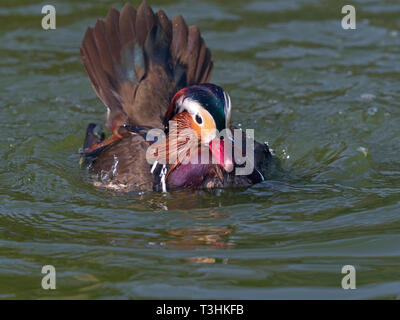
[80, 1, 273, 192]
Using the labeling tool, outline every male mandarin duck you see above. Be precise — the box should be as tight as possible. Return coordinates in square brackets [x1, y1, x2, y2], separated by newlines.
[80, 1, 272, 192]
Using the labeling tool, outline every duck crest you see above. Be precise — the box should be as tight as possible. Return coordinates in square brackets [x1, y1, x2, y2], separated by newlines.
[164, 84, 230, 132]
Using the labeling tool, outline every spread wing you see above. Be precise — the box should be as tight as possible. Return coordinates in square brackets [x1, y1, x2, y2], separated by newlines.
[80, 1, 213, 131]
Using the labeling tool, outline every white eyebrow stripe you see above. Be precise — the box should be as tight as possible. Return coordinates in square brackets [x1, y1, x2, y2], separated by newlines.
[175, 96, 218, 134]
[176, 97, 215, 127]
[176, 96, 202, 115]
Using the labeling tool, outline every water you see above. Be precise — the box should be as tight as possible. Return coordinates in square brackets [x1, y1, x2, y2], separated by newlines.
[1, 0, 400, 299]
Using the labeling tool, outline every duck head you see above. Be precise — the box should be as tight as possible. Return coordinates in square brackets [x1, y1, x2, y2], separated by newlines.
[159, 83, 234, 187]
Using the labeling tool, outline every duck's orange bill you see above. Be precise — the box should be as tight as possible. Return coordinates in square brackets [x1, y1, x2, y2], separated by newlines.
[209, 137, 234, 173]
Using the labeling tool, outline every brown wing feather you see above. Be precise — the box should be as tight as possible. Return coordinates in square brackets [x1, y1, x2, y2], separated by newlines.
[80, 0, 213, 130]
[171, 15, 188, 62]
[186, 26, 201, 85]
[119, 3, 136, 46]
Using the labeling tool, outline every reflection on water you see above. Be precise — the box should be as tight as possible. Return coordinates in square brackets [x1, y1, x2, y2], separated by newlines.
[1, 0, 400, 299]
[167, 225, 234, 250]
[167, 226, 233, 250]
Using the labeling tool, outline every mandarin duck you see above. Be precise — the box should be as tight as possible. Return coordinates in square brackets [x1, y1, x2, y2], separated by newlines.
[80, 1, 272, 192]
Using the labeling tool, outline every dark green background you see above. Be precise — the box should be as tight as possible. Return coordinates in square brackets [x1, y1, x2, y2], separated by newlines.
[1, 0, 400, 299]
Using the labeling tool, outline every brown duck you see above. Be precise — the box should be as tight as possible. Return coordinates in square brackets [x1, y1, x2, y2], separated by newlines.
[80, 1, 272, 192]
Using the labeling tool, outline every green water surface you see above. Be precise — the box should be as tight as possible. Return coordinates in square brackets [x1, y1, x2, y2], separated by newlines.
[1, 0, 400, 299]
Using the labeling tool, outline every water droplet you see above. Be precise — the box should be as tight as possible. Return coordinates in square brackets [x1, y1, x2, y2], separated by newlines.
[357, 146, 368, 157]
[282, 149, 290, 160]
[367, 107, 378, 116]
[100, 171, 110, 183]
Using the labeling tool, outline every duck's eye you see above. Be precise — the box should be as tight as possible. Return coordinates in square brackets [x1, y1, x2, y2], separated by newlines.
[195, 114, 203, 125]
